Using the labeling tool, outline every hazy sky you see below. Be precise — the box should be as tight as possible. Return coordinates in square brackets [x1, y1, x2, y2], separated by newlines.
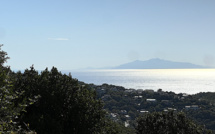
[1, 0, 215, 70]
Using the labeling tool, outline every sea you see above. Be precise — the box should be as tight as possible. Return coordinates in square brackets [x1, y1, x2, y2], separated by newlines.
[68, 69, 215, 94]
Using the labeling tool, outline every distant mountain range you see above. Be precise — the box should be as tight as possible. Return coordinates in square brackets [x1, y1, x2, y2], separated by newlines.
[112, 58, 208, 69]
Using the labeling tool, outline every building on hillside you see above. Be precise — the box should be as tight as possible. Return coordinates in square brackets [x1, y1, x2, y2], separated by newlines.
[140, 110, 149, 113]
[110, 113, 119, 121]
[120, 110, 127, 114]
[125, 115, 131, 120]
[185, 105, 199, 110]
[134, 96, 143, 99]
[125, 89, 135, 93]
[146, 99, 156, 102]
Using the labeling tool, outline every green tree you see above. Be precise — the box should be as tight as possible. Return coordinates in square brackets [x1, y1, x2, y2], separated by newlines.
[14, 67, 106, 134]
[101, 118, 135, 134]
[0, 44, 9, 68]
[0, 45, 34, 133]
[0, 50, 15, 131]
[136, 111, 212, 134]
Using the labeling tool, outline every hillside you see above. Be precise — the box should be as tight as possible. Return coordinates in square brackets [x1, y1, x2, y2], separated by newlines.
[86, 83, 215, 132]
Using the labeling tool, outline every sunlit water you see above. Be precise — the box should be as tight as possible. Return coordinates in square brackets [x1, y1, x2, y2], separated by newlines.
[69, 69, 215, 94]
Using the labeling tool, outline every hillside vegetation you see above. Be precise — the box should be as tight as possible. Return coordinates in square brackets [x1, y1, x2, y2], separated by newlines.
[88, 83, 215, 132]
[0, 45, 214, 134]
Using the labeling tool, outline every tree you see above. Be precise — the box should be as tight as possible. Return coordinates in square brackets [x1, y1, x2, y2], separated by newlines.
[101, 118, 135, 134]
[0, 44, 9, 68]
[0, 44, 19, 131]
[13, 67, 106, 134]
[0, 45, 34, 133]
[136, 111, 212, 134]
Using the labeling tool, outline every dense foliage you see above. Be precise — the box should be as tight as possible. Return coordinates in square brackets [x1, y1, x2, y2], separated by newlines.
[0, 45, 34, 133]
[91, 84, 215, 133]
[13, 67, 106, 134]
[0, 45, 106, 133]
[136, 111, 211, 134]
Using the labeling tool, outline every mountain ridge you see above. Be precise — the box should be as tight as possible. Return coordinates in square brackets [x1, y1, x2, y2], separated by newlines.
[112, 58, 208, 69]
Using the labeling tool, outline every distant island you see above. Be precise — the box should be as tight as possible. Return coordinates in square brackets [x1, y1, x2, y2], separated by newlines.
[112, 58, 208, 69]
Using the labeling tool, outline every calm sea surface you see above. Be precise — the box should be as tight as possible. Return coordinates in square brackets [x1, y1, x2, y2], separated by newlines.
[69, 69, 215, 94]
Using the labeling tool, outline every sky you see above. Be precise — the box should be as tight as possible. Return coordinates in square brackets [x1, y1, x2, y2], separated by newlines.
[1, 0, 215, 70]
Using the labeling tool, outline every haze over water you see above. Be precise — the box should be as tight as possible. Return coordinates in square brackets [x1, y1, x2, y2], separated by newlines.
[70, 69, 215, 94]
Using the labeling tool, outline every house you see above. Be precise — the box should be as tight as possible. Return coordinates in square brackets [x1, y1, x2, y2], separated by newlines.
[120, 110, 127, 114]
[191, 105, 199, 110]
[125, 115, 131, 120]
[182, 93, 189, 97]
[125, 120, 130, 127]
[167, 108, 177, 111]
[125, 89, 135, 93]
[146, 99, 156, 102]
[110, 113, 118, 121]
[140, 110, 149, 113]
[164, 108, 176, 112]
[163, 109, 168, 112]
[185, 105, 199, 110]
[134, 96, 139, 99]
[134, 96, 143, 99]
[185, 106, 191, 110]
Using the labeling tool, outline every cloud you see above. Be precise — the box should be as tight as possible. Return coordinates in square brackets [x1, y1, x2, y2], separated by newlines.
[48, 38, 69, 41]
